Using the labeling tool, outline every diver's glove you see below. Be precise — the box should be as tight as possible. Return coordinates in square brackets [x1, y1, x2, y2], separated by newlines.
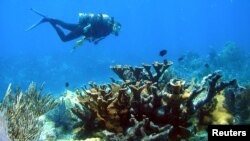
[71, 36, 86, 52]
[75, 36, 86, 47]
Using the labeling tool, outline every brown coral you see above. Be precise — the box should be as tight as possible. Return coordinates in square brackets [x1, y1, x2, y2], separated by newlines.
[110, 61, 173, 85]
[71, 62, 238, 140]
[72, 83, 131, 133]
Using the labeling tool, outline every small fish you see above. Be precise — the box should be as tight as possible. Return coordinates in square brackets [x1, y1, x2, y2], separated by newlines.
[159, 49, 167, 57]
[178, 56, 184, 62]
[65, 82, 70, 87]
[205, 63, 210, 68]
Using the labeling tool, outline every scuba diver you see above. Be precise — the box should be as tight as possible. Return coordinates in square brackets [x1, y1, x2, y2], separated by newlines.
[27, 9, 121, 48]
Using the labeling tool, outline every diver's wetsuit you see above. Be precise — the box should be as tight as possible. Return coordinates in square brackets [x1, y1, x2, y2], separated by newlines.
[48, 14, 114, 43]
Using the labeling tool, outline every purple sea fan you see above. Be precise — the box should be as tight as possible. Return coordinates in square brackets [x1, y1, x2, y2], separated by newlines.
[0, 112, 12, 141]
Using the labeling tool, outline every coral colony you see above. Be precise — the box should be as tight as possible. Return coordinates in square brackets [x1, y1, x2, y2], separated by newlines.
[0, 58, 248, 141]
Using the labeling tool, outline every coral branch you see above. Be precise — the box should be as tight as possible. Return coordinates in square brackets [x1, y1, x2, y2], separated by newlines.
[0, 82, 58, 141]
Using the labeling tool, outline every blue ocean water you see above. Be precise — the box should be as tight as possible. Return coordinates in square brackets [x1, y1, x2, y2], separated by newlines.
[0, 0, 250, 98]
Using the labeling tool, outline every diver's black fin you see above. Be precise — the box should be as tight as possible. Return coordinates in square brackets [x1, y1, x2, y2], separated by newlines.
[25, 18, 44, 31]
[30, 8, 47, 18]
[26, 8, 48, 31]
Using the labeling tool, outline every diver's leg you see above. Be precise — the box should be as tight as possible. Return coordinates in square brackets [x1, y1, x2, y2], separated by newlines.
[50, 23, 83, 42]
[49, 19, 79, 31]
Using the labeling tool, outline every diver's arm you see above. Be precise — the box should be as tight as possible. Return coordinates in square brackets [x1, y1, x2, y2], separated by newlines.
[83, 24, 91, 33]
[93, 37, 105, 44]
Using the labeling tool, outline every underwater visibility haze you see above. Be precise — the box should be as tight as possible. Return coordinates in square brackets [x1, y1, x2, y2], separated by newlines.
[0, 0, 250, 140]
